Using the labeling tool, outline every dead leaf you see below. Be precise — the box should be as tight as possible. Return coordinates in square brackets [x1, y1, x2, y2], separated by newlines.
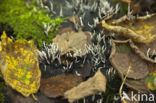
[131, 0, 156, 15]
[0, 32, 41, 97]
[64, 69, 106, 103]
[40, 73, 82, 98]
[121, 0, 131, 4]
[110, 40, 149, 79]
[125, 79, 150, 93]
[129, 40, 156, 63]
[145, 70, 156, 90]
[73, 61, 92, 79]
[53, 30, 91, 56]
[110, 39, 156, 91]
[136, 40, 156, 60]
[130, 2, 141, 15]
[119, 14, 156, 41]
[56, 26, 73, 35]
[3, 42, 41, 97]
[69, 15, 80, 25]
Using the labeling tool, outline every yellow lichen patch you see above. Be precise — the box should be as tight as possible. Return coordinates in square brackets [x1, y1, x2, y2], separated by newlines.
[111, 15, 156, 43]
[147, 77, 156, 90]
[1, 31, 7, 39]
[147, 82, 154, 90]
[135, 30, 143, 35]
[146, 71, 156, 90]
[0, 32, 41, 97]
[153, 72, 156, 76]
[129, 21, 155, 41]
[1, 31, 13, 46]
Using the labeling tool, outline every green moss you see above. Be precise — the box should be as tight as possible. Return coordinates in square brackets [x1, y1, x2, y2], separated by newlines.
[145, 75, 156, 90]
[111, 0, 128, 15]
[104, 74, 122, 103]
[0, 0, 66, 48]
[116, 44, 131, 53]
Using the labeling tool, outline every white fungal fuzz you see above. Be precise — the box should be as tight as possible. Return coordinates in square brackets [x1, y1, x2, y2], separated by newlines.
[93, 17, 99, 27]
[49, 0, 56, 14]
[83, 98, 86, 103]
[65, 1, 73, 8]
[33, 7, 37, 12]
[65, 0, 120, 24]
[43, 22, 52, 36]
[146, 48, 156, 61]
[98, 0, 119, 17]
[59, 5, 63, 17]
[39, 0, 44, 8]
[86, 31, 107, 71]
[127, 3, 135, 20]
[75, 71, 81, 76]
[80, 16, 84, 26]
[38, 43, 61, 65]
[106, 67, 116, 81]
[39, 0, 120, 102]
[90, 1, 97, 12]
[73, 16, 79, 31]
[88, 22, 94, 28]
[92, 94, 95, 101]
[146, 48, 151, 58]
